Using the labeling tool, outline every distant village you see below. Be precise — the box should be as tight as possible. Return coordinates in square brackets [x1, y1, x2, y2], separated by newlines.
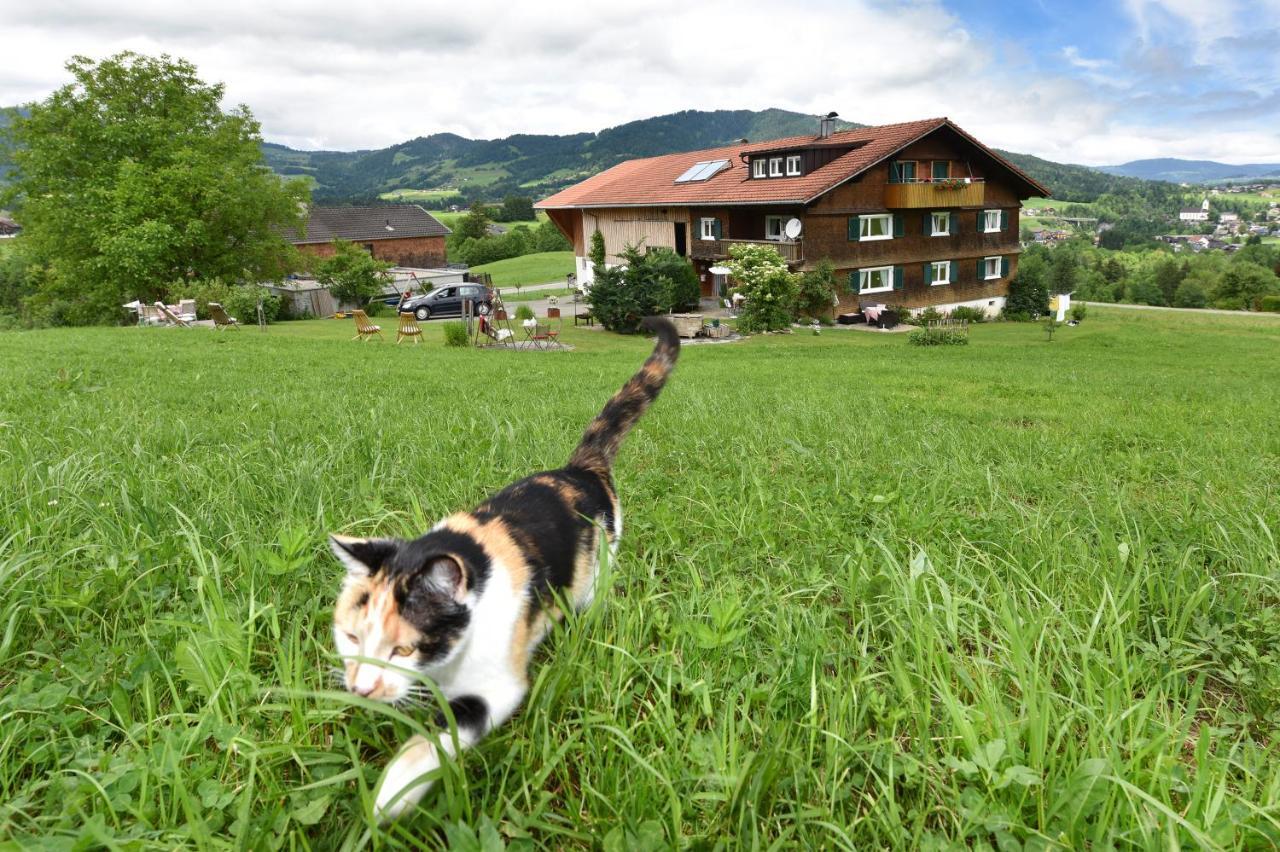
[1024, 182, 1280, 253]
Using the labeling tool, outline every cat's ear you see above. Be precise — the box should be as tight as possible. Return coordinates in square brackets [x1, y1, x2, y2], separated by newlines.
[329, 535, 396, 578]
[421, 555, 466, 601]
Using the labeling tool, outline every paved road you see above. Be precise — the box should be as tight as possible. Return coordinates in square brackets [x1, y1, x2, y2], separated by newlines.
[1082, 301, 1280, 319]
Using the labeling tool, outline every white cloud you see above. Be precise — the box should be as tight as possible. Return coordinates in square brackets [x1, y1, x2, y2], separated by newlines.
[1, 0, 1277, 165]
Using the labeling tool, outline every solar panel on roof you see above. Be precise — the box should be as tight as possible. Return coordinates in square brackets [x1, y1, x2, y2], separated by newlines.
[675, 159, 730, 183]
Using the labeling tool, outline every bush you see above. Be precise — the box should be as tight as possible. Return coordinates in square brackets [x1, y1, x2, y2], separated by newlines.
[364, 300, 386, 318]
[514, 304, 535, 321]
[315, 239, 392, 306]
[443, 321, 470, 346]
[1070, 304, 1088, 322]
[223, 286, 281, 325]
[908, 326, 969, 346]
[586, 245, 701, 332]
[171, 278, 233, 320]
[948, 306, 986, 323]
[1173, 279, 1208, 309]
[1260, 295, 1280, 313]
[1000, 309, 1032, 322]
[726, 243, 800, 333]
[796, 259, 838, 319]
[915, 306, 943, 326]
[1005, 270, 1049, 318]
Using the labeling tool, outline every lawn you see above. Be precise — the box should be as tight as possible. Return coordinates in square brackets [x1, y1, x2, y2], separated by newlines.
[1, 310, 1279, 848]
[471, 250, 574, 286]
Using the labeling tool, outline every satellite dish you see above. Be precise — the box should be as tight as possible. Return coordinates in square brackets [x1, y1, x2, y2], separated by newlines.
[784, 218, 803, 239]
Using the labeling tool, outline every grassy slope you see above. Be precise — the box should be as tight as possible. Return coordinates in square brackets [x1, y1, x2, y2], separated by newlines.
[1, 311, 1278, 848]
[470, 251, 574, 286]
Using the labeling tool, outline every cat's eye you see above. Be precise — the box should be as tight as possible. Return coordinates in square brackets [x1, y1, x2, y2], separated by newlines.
[392, 645, 415, 658]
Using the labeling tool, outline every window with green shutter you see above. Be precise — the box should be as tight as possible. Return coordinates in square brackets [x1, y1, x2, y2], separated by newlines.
[923, 262, 932, 285]
[893, 214, 904, 238]
[893, 267, 904, 290]
[713, 219, 723, 239]
[932, 160, 949, 181]
[848, 216, 859, 241]
[1000, 256, 1009, 277]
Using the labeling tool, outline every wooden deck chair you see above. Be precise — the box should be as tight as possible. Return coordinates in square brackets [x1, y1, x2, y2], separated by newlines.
[396, 312, 423, 345]
[154, 302, 190, 327]
[208, 302, 239, 331]
[351, 309, 383, 342]
[545, 307, 563, 347]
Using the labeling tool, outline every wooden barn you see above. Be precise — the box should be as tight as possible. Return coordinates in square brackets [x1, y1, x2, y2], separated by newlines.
[287, 205, 451, 268]
[536, 116, 1049, 317]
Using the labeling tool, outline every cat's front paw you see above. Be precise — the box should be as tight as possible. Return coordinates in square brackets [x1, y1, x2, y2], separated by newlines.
[374, 736, 438, 823]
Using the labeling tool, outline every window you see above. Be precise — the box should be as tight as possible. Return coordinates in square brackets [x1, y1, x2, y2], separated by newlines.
[931, 160, 949, 181]
[700, 218, 718, 240]
[785, 155, 801, 176]
[930, 260, 951, 286]
[765, 215, 786, 241]
[752, 159, 766, 179]
[983, 256, 1002, 279]
[859, 213, 893, 241]
[769, 157, 783, 177]
[858, 266, 895, 294]
[983, 209, 1002, 233]
[890, 160, 917, 183]
[930, 211, 950, 236]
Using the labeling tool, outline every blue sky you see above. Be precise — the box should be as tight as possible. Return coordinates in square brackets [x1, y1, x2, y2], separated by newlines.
[1, 0, 1277, 163]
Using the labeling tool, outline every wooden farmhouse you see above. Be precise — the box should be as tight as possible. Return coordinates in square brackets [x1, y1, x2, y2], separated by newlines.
[287, 204, 451, 268]
[537, 116, 1049, 316]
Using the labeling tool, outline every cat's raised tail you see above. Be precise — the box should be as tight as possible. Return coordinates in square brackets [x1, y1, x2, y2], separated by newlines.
[568, 316, 680, 472]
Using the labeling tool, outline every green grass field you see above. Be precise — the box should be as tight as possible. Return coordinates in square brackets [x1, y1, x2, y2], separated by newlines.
[2, 310, 1279, 848]
[471, 251, 574, 286]
[379, 189, 459, 203]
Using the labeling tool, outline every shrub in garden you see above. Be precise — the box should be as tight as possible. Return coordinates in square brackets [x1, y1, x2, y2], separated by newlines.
[587, 245, 701, 332]
[223, 286, 281, 324]
[443, 321, 470, 347]
[515, 304, 535, 321]
[948, 306, 986, 323]
[796, 259, 838, 320]
[908, 326, 969, 346]
[725, 242, 799, 333]
[1259, 295, 1280, 313]
[1071, 304, 1088, 322]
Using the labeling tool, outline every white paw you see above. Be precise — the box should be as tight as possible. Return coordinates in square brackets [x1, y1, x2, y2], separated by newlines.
[374, 737, 438, 823]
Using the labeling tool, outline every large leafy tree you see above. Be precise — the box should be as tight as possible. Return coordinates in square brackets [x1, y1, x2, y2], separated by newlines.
[1, 52, 309, 323]
[315, 239, 392, 306]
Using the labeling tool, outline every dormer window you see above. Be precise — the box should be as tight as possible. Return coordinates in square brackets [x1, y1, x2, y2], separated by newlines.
[752, 159, 766, 178]
[785, 155, 801, 176]
[769, 157, 783, 177]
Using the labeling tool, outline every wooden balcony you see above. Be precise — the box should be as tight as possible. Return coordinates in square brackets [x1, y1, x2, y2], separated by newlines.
[884, 179, 985, 208]
[690, 238, 803, 264]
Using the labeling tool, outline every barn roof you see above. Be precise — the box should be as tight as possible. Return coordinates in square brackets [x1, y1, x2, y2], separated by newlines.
[288, 205, 450, 244]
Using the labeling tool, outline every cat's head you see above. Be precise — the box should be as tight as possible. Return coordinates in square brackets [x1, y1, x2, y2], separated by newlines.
[329, 534, 475, 703]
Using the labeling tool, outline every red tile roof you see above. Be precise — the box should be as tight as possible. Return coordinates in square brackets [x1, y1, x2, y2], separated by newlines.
[537, 118, 1048, 209]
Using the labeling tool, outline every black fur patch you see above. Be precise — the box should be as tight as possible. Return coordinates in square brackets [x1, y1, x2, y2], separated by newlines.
[435, 694, 489, 737]
[394, 529, 493, 595]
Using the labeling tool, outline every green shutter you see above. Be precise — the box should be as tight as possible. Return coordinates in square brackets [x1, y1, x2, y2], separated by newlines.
[713, 219, 722, 239]
[923, 263, 932, 285]
[848, 270, 859, 292]
[1000, 210, 1008, 231]
[1001, 256, 1010, 277]
[893, 214, 904, 238]
[849, 216, 860, 241]
[978, 259, 986, 280]
[893, 267, 904, 290]
[924, 213, 932, 236]
[979, 211, 986, 233]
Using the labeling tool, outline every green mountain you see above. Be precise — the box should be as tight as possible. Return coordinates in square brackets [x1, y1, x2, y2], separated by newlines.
[1099, 158, 1280, 183]
[262, 109, 863, 202]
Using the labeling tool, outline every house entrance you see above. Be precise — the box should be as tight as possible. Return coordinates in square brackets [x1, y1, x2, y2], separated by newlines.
[674, 222, 687, 257]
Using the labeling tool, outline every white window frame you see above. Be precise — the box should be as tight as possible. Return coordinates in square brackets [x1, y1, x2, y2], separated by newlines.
[700, 217, 716, 241]
[785, 155, 801, 176]
[859, 213, 894, 241]
[983, 255, 1002, 280]
[769, 157, 783, 177]
[752, 159, 766, 179]
[930, 211, 950, 236]
[764, 215, 786, 241]
[858, 265, 895, 294]
[931, 260, 951, 286]
[983, 209, 1002, 233]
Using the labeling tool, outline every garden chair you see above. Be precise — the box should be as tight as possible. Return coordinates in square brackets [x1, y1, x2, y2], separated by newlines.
[177, 299, 197, 322]
[208, 302, 239, 331]
[475, 308, 515, 349]
[350, 309, 383, 342]
[545, 307, 563, 347]
[396, 312, 423, 345]
[154, 302, 190, 327]
[573, 293, 594, 326]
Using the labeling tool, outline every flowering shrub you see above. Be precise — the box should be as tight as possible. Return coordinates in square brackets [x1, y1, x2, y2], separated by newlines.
[725, 243, 800, 333]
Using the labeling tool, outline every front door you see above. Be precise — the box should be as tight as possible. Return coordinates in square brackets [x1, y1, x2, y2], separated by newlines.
[674, 222, 687, 257]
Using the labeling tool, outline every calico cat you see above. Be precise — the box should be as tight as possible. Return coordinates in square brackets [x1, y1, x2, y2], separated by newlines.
[329, 316, 679, 822]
